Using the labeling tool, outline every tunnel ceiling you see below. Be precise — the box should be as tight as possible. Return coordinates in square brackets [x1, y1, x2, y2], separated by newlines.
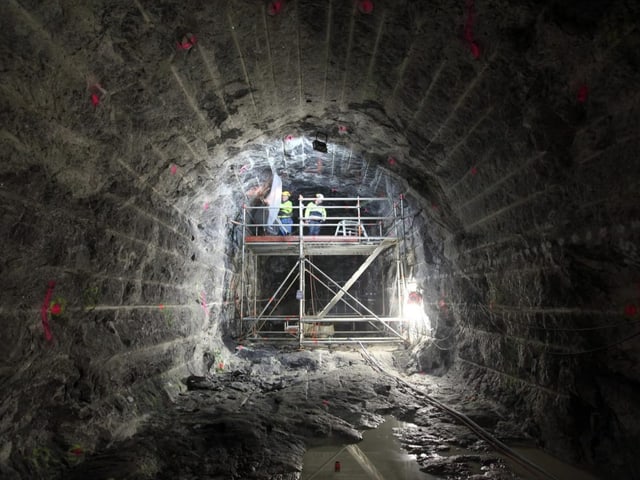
[7, 0, 638, 213]
[2, 0, 640, 478]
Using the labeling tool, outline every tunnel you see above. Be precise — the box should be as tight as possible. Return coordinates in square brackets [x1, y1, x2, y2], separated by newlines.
[1, 0, 639, 478]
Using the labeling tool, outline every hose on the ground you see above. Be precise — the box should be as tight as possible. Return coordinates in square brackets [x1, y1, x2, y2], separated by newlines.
[358, 342, 559, 480]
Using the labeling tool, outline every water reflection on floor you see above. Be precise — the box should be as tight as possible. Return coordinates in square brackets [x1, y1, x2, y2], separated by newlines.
[302, 416, 602, 480]
[301, 417, 436, 480]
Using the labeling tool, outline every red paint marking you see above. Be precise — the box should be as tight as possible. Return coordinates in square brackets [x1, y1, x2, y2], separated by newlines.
[203, 202, 210, 210]
[200, 291, 209, 319]
[471, 166, 478, 175]
[338, 125, 348, 133]
[267, 0, 283, 16]
[624, 304, 637, 317]
[90, 93, 100, 107]
[463, 0, 480, 59]
[469, 41, 481, 59]
[388, 156, 397, 166]
[577, 84, 589, 103]
[239, 164, 249, 174]
[170, 164, 178, 175]
[50, 303, 62, 316]
[285, 135, 293, 141]
[177, 33, 197, 51]
[218, 362, 224, 370]
[159, 304, 164, 310]
[358, 0, 374, 14]
[322, 399, 330, 406]
[40, 281, 56, 341]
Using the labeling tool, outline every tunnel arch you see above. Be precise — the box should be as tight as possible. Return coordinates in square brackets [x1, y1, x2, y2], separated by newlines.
[1, 0, 640, 478]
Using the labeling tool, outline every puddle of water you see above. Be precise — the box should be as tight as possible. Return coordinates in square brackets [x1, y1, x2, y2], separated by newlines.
[302, 417, 601, 480]
[301, 416, 436, 480]
[506, 446, 601, 480]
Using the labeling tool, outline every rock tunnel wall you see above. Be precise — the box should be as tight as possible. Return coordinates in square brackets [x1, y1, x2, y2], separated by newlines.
[1, 0, 640, 478]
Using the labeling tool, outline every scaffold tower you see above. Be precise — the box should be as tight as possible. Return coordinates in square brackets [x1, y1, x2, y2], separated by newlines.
[238, 195, 409, 346]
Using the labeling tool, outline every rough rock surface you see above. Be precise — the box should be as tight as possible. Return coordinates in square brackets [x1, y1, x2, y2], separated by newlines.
[1, 0, 639, 479]
[4, 348, 536, 479]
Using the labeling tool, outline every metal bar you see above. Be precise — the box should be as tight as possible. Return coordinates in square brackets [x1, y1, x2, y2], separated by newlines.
[299, 198, 305, 347]
[304, 271, 363, 316]
[242, 317, 403, 323]
[255, 260, 301, 320]
[306, 259, 405, 339]
[315, 240, 390, 318]
[240, 204, 247, 334]
[301, 338, 405, 344]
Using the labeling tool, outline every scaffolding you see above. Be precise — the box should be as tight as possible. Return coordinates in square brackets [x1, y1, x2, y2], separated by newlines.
[237, 195, 409, 346]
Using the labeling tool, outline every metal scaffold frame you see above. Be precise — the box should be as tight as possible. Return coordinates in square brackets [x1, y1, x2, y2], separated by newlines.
[237, 195, 409, 346]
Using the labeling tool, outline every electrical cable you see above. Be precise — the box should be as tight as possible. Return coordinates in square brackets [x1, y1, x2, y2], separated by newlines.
[358, 343, 560, 480]
[548, 329, 640, 356]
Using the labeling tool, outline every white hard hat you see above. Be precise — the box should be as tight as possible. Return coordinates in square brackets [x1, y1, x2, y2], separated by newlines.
[315, 193, 324, 199]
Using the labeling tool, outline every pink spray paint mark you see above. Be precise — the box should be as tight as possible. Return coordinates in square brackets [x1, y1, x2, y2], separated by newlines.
[90, 93, 100, 107]
[50, 303, 62, 316]
[170, 164, 178, 175]
[388, 156, 397, 166]
[200, 291, 209, 319]
[358, 0, 374, 14]
[203, 202, 210, 211]
[40, 281, 55, 341]
[338, 125, 348, 134]
[177, 33, 197, 51]
[438, 298, 448, 310]
[267, 0, 283, 16]
[285, 134, 294, 142]
[239, 164, 249, 174]
[463, 0, 481, 59]
[322, 399, 330, 406]
[577, 84, 589, 103]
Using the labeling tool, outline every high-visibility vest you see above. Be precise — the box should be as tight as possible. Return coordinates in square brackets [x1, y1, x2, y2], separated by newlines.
[278, 200, 293, 218]
[304, 202, 326, 220]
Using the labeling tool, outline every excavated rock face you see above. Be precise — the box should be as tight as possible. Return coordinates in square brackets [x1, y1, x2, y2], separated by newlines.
[1, 0, 639, 478]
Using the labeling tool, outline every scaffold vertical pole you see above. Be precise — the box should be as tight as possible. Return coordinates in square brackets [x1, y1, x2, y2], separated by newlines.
[240, 204, 246, 334]
[298, 198, 305, 347]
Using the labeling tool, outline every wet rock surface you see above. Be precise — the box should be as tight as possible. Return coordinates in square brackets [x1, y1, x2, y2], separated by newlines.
[4, 347, 541, 480]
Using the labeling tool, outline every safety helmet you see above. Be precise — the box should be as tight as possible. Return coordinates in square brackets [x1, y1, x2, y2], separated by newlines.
[315, 193, 324, 199]
[282, 191, 290, 197]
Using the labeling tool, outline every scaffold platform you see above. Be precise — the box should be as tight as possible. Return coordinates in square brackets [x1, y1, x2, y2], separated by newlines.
[236, 196, 410, 346]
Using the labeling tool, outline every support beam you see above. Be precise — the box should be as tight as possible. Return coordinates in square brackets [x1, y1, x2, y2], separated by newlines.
[315, 241, 389, 318]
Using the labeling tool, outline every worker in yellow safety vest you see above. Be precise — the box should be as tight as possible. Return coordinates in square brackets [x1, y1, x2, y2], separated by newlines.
[278, 191, 293, 235]
[303, 193, 326, 235]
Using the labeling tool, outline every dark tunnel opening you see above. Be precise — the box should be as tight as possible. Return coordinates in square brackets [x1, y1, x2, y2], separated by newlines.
[1, 0, 640, 478]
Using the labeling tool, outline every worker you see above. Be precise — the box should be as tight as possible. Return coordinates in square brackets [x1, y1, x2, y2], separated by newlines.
[303, 193, 326, 235]
[278, 191, 293, 235]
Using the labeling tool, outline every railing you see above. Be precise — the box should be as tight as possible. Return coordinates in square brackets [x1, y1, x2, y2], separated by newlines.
[241, 196, 398, 238]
